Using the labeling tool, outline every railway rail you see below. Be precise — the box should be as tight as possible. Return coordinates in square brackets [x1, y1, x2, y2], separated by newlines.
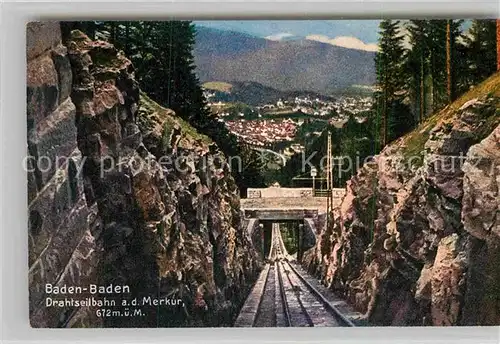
[234, 224, 356, 327]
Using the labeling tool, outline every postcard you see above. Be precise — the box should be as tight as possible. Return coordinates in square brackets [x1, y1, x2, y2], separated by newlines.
[27, 19, 500, 327]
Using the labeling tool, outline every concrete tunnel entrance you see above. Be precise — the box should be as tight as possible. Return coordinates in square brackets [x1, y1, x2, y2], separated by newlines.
[250, 218, 317, 262]
[260, 220, 304, 261]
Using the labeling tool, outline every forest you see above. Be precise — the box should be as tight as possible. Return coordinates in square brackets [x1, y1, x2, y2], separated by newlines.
[375, 19, 499, 147]
[278, 19, 500, 188]
[63, 20, 500, 191]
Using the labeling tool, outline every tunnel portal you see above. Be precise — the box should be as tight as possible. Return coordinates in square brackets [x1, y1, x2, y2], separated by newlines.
[259, 220, 305, 261]
[249, 218, 316, 262]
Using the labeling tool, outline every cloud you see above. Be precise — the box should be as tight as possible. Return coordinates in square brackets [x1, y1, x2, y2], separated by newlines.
[306, 34, 378, 52]
[265, 32, 296, 41]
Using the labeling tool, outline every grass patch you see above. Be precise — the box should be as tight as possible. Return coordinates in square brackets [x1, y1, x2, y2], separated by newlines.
[139, 92, 212, 147]
[401, 113, 440, 169]
[452, 72, 500, 110]
[202, 81, 233, 93]
[400, 72, 500, 169]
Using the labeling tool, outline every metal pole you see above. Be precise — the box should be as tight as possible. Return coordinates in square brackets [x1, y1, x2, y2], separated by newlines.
[298, 223, 304, 262]
[326, 131, 332, 231]
[326, 191, 330, 233]
[327, 131, 332, 198]
[259, 223, 264, 259]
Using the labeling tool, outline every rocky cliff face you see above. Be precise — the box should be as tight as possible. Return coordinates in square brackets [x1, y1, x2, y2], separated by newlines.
[28, 23, 260, 328]
[303, 74, 500, 326]
[27, 22, 103, 328]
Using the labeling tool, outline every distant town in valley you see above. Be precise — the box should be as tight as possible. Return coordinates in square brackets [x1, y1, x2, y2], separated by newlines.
[204, 86, 374, 156]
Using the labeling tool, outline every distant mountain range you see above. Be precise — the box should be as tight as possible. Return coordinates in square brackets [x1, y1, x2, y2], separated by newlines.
[193, 26, 376, 95]
[202, 80, 336, 106]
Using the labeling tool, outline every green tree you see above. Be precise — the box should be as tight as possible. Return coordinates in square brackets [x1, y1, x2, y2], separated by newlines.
[428, 20, 463, 109]
[497, 20, 500, 71]
[89, 21, 216, 133]
[404, 20, 430, 123]
[464, 20, 498, 85]
[403, 20, 463, 122]
[375, 20, 406, 147]
[68, 21, 266, 194]
[276, 112, 378, 189]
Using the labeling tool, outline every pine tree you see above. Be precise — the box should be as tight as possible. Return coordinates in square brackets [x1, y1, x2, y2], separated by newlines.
[428, 20, 463, 108]
[404, 20, 428, 123]
[403, 20, 463, 120]
[464, 20, 497, 85]
[446, 20, 452, 103]
[427, 20, 445, 112]
[497, 19, 500, 71]
[448, 20, 465, 102]
[375, 20, 405, 147]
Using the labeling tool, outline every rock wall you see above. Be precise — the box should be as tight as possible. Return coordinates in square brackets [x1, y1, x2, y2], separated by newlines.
[27, 23, 260, 328]
[303, 76, 500, 326]
[460, 122, 500, 325]
[28, 22, 103, 328]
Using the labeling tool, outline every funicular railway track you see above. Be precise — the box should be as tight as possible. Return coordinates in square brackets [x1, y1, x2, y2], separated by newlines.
[235, 224, 355, 327]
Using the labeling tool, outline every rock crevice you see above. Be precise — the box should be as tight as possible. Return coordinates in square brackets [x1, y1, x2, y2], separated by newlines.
[303, 80, 500, 326]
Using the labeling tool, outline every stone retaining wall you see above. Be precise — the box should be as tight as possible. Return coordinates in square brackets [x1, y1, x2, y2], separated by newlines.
[247, 187, 346, 200]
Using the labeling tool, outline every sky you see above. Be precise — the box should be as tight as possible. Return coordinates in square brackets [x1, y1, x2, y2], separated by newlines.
[195, 20, 381, 51]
